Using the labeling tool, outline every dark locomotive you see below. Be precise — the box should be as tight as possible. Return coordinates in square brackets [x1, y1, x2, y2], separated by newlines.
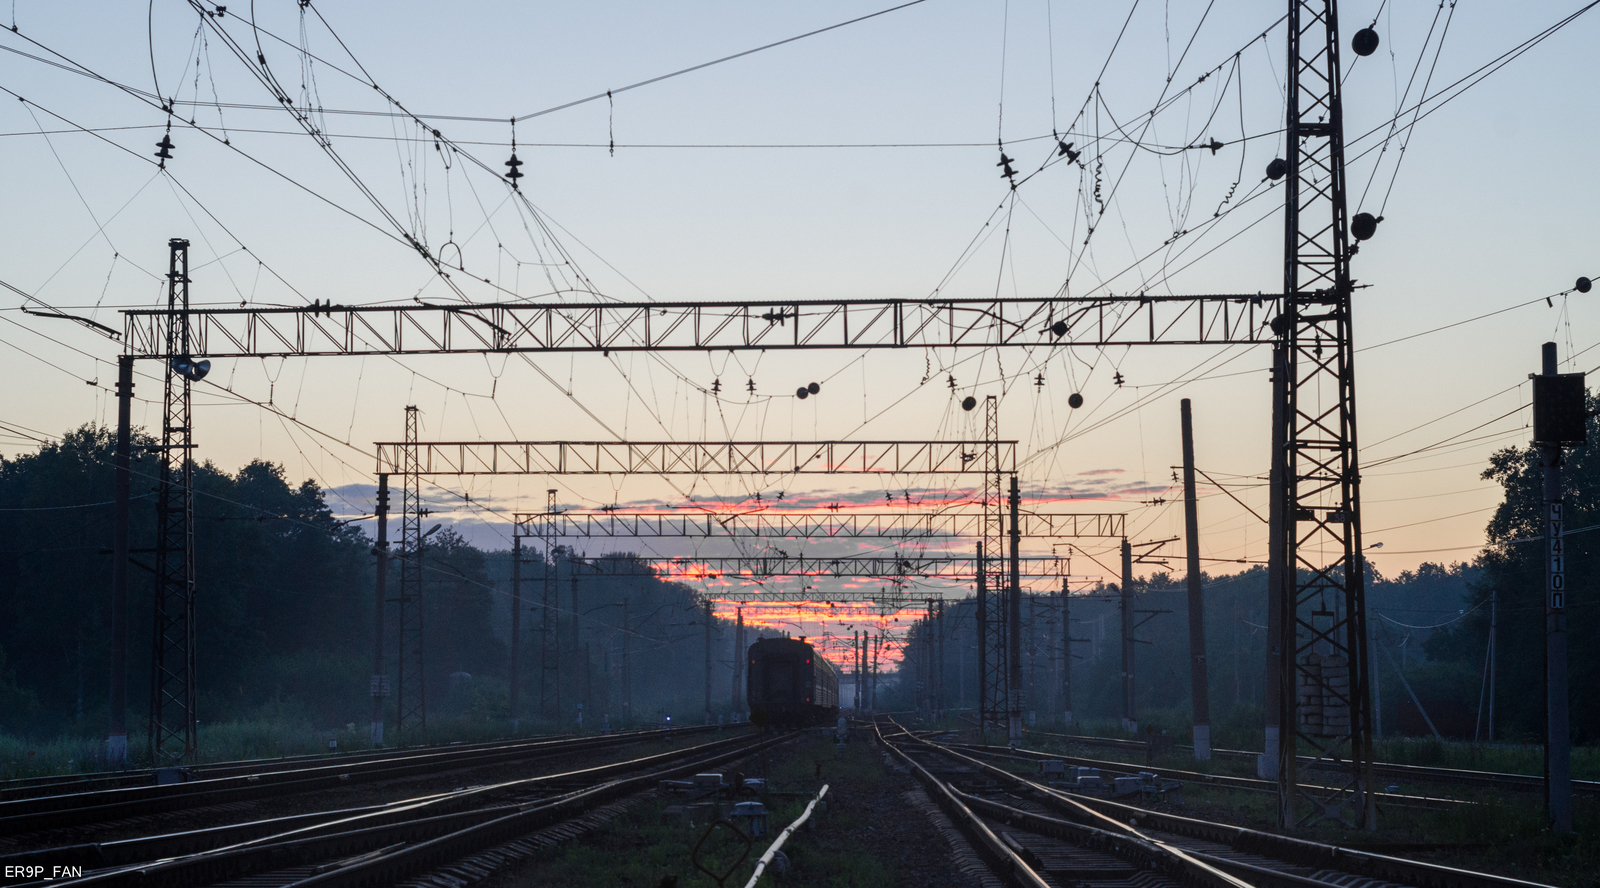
[746, 636, 840, 727]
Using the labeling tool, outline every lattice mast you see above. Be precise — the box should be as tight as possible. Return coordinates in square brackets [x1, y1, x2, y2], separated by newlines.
[397, 406, 427, 739]
[979, 395, 1007, 729]
[1277, 0, 1376, 829]
[149, 238, 196, 764]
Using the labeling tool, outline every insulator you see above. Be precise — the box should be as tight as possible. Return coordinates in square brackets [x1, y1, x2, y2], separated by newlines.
[1068, 393, 1084, 409]
[1266, 158, 1287, 181]
[1352, 28, 1380, 57]
[505, 152, 525, 187]
[1351, 212, 1380, 241]
[807, 382, 820, 395]
[961, 396, 977, 411]
[1577, 277, 1592, 294]
[154, 133, 175, 161]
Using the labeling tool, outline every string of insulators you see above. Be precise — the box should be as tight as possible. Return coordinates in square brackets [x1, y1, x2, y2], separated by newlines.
[155, 129, 175, 168]
[997, 151, 1017, 185]
[505, 119, 525, 190]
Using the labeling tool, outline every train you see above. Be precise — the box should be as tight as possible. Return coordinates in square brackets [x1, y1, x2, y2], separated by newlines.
[746, 636, 840, 728]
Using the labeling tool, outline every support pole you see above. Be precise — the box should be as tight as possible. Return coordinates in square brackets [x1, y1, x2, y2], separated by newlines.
[1541, 341, 1572, 833]
[108, 356, 133, 764]
[621, 596, 631, 726]
[509, 533, 522, 732]
[1263, 344, 1287, 783]
[1060, 579, 1072, 729]
[1181, 399, 1212, 760]
[704, 598, 713, 724]
[1008, 475, 1023, 746]
[733, 607, 744, 717]
[1121, 538, 1136, 733]
[976, 541, 989, 727]
[570, 558, 581, 724]
[370, 475, 389, 747]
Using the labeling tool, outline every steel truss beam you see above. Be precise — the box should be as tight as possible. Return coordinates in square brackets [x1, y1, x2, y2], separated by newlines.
[511, 510, 1125, 540]
[590, 554, 1070, 581]
[121, 294, 1279, 358]
[374, 440, 1014, 476]
[1277, 0, 1374, 829]
[149, 239, 196, 764]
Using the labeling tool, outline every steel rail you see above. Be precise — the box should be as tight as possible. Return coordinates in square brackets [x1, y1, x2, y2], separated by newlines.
[950, 743, 1468, 809]
[0, 724, 726, 836]
[883, 723, 1228, 888]
[1022, 729, 1600, 796]
[0, 733, 577, 803]
[902, 729, 1559, 888]
[41, 729, 781, 888]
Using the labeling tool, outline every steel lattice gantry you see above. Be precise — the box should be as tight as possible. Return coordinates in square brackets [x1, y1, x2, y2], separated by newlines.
[1275, 0, 1374, 829]
[509, 510, 1125, 540]
[121, 295, 1277, 357]
[374, 440, 1015, 476]
[547, 554, 1072, 584]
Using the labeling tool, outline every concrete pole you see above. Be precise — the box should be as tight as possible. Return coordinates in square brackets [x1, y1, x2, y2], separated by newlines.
[1541, 341, 1572, 833]
[1060, 580, 1072, 729]
[509, 534, 521, 732]
[621, 596, 631, 727]
[1487, 585, 1497, 741]
[370, 475, 390, 747]
[1121, 538, 1136, 733]
[975, 541, 988, 726]
[704, 598, 713, 725]
[108, 356, 133, 764]
[1263, 343, 1287, 782]
[733, 607, 744, 717]
[1008, 476, 1023, 746]
[1180, 399, 1212, 760]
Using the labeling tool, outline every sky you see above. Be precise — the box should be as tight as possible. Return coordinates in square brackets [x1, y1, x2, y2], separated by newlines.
[1, 1, 1597, 657]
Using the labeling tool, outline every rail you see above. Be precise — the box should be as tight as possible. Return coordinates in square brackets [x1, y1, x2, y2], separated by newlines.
[742, 783, 829, 888]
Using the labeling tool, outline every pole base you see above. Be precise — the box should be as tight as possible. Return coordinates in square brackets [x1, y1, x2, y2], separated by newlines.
[1192, 724, 1211, 761]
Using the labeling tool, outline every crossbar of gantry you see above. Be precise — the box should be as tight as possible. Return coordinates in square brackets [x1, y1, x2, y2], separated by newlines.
[373, 440, 1014, 475]
[121, 295, 1279, 358]
[511, 511, 1125, 539]
[576, 555, 1070, 581]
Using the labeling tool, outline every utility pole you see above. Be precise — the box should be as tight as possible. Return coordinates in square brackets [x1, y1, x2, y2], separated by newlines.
[542, 490, 556, 722]
[370, 475, 390, 747]
[150, 238, 197, 764]
[509, 532, 521, 732]
[1181, 399, 1212, 760]
[108, 356, 133, 764]
[704, 598, 713, 725]
[1263, 345, 1287, 783]
[1060, 579, 1072, 729]
[570, 556, 581, 724]
[1534, 339, 1583, 833]
[396, 406, 426, 740]
[975, 541, 989, 727]
[1478, 588, 1491, 745]
[621, 596, 631, 727]
[1008, 476, 1023, 745]
[1121, 538, 1136, 732]
[936, 600, 946, 718]
[732, 607, 744, 718]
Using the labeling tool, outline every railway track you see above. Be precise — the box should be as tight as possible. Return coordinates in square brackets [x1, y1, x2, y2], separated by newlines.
[883, 721, 1557, 888]
[1022, 729, 1600, 797]
[0, 732, 581, 803]
[947, 741, 1470, 809]
[0, 725, 723, 839]
[7, 727, 791, 888]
